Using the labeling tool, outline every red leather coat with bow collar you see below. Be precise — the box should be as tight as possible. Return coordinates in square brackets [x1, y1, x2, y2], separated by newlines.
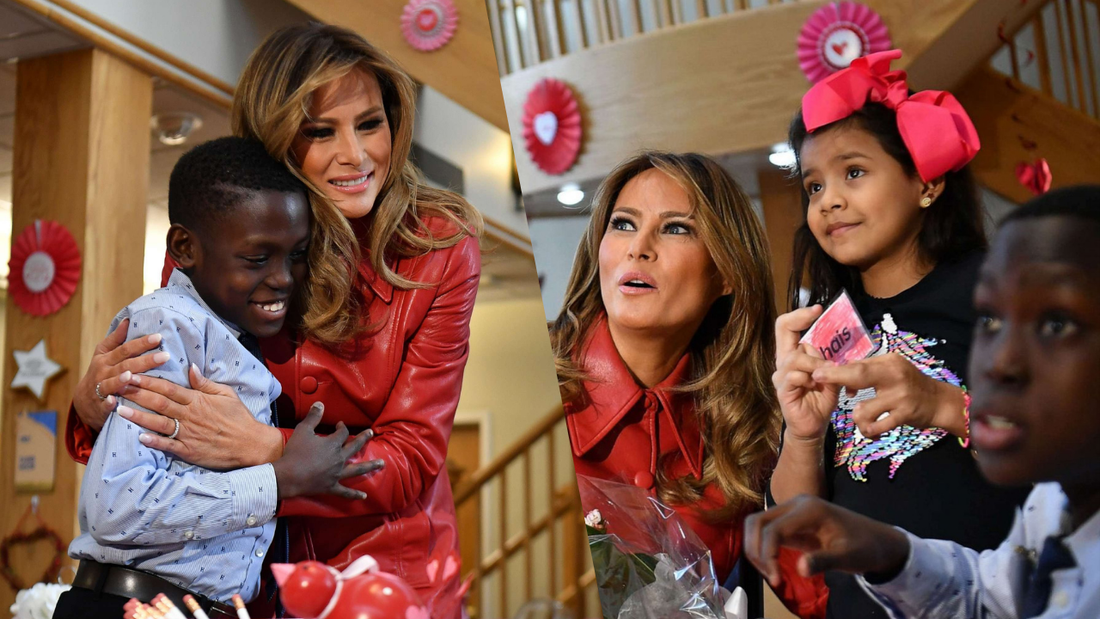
[566, 317, 827, 619]
[67, 216, 479, 619]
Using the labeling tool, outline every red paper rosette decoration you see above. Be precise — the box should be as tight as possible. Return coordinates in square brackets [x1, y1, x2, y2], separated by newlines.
[7, 219, 82, 317]
[401, 0, 459, 52]
[522, 78, 582, 175]
[798, 2, 892, 83]
[1016, 158, 1052, 195]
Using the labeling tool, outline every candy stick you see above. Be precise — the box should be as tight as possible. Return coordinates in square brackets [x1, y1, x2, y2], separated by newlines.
[154, 594, 189, 619]
[231, 594, 251, 619]
[152, 595, 169, 616]
[128, 602, 151, 619]
[165, 598, 190, 619]
[182, 595, 209, 619]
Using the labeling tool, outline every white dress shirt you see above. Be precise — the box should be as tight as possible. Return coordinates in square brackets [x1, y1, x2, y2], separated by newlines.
[859, 482, 1100, 618]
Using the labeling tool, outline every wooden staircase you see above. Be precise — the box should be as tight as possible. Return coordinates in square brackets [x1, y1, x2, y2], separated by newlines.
[961, 0, 1100, 202]
[451, 406, 594, 619]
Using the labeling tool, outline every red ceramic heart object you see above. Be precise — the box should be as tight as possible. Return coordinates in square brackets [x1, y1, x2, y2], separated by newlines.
[274, 561, 338, 618]
[326, 571, 426, 619]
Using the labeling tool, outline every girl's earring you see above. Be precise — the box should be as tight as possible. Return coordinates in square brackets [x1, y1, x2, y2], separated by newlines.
[920, 196, 933, 208]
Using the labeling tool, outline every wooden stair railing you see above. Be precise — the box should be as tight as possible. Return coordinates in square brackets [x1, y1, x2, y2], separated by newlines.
[452, 406, 595, 619]
[960, 0, 1100, 202]
[994, 0, 1100, 121]
[487, 0, 801, 75]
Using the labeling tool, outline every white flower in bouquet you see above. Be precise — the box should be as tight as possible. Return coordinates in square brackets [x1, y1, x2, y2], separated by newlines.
[10, 583, 69, 619]
[584, 509, 605, 530]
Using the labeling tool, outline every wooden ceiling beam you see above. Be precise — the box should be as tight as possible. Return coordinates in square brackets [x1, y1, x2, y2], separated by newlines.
[502, 0, 1043, 195]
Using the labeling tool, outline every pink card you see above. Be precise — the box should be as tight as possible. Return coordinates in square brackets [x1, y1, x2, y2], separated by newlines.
[799, 290, 875, 364]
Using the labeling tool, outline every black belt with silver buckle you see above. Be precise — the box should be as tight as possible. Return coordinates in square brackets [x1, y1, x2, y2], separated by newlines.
[73, 560, 236, 617]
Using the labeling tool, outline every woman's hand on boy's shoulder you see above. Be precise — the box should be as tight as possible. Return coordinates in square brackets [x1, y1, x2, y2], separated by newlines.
[121, 363, 283, 469]
[73, 318, 168, 432]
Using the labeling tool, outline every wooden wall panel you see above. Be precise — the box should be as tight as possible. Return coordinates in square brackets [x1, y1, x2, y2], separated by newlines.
[0, 48, 149, 612]
[759, 168, 803, 314]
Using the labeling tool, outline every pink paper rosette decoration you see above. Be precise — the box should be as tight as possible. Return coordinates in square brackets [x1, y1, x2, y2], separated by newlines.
[798, 2, 891, 83]
[522, 78, 582, 175]
[401, 0, 458, 52]
[7, 219, 82, 317]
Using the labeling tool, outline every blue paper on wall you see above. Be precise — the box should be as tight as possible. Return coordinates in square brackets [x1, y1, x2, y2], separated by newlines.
[15, 410, 57, 492]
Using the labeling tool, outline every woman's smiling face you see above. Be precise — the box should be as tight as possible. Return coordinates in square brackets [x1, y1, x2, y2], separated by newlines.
[598, 168, 729, 339]
[291, 68, 392, 220]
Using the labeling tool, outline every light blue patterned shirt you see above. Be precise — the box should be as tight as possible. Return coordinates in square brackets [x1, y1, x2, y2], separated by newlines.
[70, 269, 281, 603]
[860, 483, 1100, 618]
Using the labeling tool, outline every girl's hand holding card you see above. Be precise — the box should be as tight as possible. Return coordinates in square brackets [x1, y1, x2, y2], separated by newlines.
[812, 356, 967, 439]
[797, 291, 875, 365]
[773, 306, 843, 444]
[803, 292, 967, 440]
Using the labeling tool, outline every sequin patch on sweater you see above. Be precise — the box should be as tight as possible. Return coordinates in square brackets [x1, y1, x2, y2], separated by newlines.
[832, 313, 961, 481]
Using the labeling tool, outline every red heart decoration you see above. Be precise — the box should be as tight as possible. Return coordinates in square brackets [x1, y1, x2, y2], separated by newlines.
[417, 8, 438, 32]
[832, 41, 848, 56]
[0, 527, 65, 592]
[1015, 158, 1052, 195]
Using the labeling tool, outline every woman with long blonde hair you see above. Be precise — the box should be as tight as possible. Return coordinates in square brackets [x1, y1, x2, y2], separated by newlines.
[553, 151, 824, 617]
[65, 22, 481, 618]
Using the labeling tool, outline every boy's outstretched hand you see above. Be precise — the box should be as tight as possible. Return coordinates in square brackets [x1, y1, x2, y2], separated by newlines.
[272, 402, 383, 500]
[744, 495, 911, 588]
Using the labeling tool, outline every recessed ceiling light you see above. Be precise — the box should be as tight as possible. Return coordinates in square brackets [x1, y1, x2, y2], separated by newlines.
[557, 183, 584, 206]
[769, 142, 796, 169]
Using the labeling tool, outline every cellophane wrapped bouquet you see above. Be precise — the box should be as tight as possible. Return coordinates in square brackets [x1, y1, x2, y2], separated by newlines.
[579, 474, 735, 619]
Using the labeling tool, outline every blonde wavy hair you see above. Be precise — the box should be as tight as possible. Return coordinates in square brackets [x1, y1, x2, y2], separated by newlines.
[232, 22, 483, 347]
[551, 152, 780, 518]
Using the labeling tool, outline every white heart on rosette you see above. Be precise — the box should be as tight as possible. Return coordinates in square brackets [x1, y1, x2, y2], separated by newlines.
[822, 27, 863, 69]
[533, 111, 558, 146]
[23, 251, 56, 293]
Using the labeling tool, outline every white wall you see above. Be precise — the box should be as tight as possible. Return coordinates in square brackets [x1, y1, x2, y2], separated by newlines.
[414, 85, 529, 238]
[529, 215, 590, 321]
[455, 296, 573, 618]
[62, 0, 310, 86]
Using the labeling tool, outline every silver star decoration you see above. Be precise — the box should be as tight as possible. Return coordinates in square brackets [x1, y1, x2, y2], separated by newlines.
[12, 339, 63, 400]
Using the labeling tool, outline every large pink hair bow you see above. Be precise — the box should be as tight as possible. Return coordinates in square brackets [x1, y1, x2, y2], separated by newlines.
[801, 49, 980, 183]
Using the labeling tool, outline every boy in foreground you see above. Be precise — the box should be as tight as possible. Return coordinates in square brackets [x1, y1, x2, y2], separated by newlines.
[746, 186, 1100, 618]
[55, 137, 377, 619]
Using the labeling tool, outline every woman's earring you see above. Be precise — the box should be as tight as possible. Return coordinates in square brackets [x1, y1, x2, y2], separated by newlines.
[920, 196, 933, 208]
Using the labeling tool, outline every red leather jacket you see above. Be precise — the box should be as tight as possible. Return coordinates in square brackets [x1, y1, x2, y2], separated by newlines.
[67, 216, 479, 619]
[566, 317, 827, 619]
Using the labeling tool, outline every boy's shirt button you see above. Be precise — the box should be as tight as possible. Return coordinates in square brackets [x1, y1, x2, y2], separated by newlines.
[255, 549, 264, 558]
[1053, 590, 1069, 608]
[183, 530, 194, 540]
[246, 515, 258, 526]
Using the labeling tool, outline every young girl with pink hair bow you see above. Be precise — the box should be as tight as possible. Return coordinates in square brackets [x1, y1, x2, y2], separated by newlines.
[764, 49, 1031, 618]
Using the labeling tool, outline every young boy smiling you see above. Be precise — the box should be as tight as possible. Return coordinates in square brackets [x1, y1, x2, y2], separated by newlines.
[745, 185, 1100, 618]
[56, 137, 376, 619]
